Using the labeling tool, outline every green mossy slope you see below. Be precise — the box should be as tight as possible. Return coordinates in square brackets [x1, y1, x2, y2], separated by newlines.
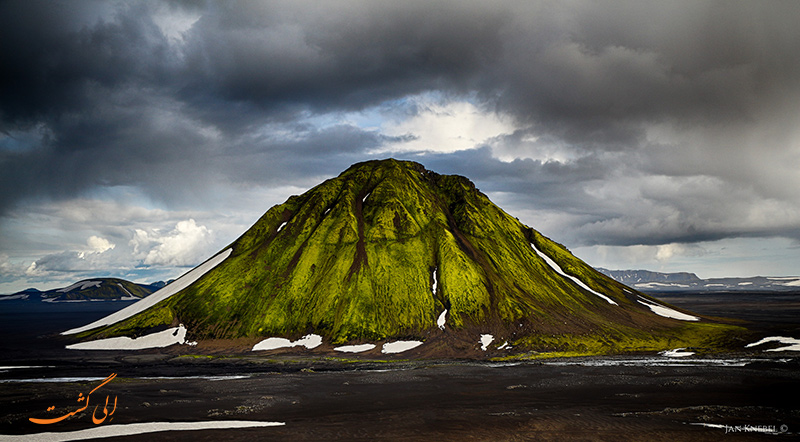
[90, 159, 742, 351]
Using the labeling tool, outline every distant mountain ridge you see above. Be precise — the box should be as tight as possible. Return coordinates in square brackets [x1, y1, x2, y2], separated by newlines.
[1, 278, 169, 302]
[598, 268, 800, 292]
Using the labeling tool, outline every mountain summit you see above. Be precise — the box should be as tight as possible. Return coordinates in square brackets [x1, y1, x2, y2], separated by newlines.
[68, 159, 738, 356]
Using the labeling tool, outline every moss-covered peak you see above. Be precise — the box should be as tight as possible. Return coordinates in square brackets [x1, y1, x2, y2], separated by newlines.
[84, 159, 743, 356]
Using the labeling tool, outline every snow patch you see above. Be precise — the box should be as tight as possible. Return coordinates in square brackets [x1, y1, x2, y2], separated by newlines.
[381, 340, 423, 354]
[480, 334, 494, 351]
[116, 282, 137, 299]
[634, 282, 689, 288]
[334, 344, 376, 353]
[1, 376, 117, 384]
[497, 341, 510, 350]
[638, 297, 699, 321]
[690, 423, 728, 430]
[530, 243, 617, 305]
[45, 299, 90, 303]
[62, 249, 232, 335]
[57, 280, 102, 292]
[432, 267, 438, 294]
[782, 279, 800, 287]
[252, 338, 292, 351]
[661, 348, 695, 357]
[2, 375, 248, 384]
[0, 366, 52, 371]
[277, 221, 288, 232]
[136, 375, 249, 381]
[0, 420, 284, 441]
[66, 325, 190, 350]
[544, 357, 767, 367]
[437, 309, 447, 330]
[746, 336, 800, 352]
[0, 294, 29, 301]
[362, 192, 371, 203]
[252, 334, 323, 351]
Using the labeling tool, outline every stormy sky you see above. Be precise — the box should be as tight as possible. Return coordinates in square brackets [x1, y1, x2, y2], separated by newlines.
[1, 0, 799, 292]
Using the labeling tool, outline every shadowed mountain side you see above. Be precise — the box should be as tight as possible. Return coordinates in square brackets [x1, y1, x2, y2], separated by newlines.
[5, 278, 157, 302]
[73, 159, 743, 356]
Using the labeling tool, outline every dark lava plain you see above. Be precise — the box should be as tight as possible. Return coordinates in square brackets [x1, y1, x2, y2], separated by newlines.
[1, 292, 800, 441]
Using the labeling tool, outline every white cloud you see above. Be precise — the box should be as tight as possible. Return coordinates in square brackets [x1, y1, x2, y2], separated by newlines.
[573, 242, 707, 275]
[573, 237, 800, 279]
[487, 131, 578, 163]
[0, 192, 264, 292]
[151, 4, 202, 46]
[24, 261, 40, 276]
[134, 219, 214, 267]
[86, 236, 115, 254]
[655, 243, 688, 262]
[0, 254, 15, 274]
[377, 97, 515, 154]
[76, 235, 115, 259]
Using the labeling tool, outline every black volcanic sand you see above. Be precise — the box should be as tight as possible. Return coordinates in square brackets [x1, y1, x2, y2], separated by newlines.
[1, 292, 800, 441]
[2, 355, 799, 441]
[654, 291, 800, 334]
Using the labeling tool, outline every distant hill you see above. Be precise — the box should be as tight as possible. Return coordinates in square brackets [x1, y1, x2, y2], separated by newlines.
[139, 280, 173, 292]
[1, 278, 164, 302]
[598, 268, 800, 292]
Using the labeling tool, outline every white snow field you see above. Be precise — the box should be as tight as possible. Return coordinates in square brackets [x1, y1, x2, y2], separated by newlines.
[65, 325, 193, 350]
[637, 297, 699, 321]
[333, 344, 376, 353]
[660, 348, 695, 357]
[0, 366, 52, 371]
[252, 334, 323, 351]
[746, 336, 800, 352]
[767, 277, 800, 287]
[62, 249, 232, 335]
[530, 243, 617, 305]
[116, 283, 138, 300]
[381, 340, 423, 354]
[0, 420, 284, 442]
[437, 309, 447, 330]
[480, 334, 494, 351]
[57, 280, 103, 292]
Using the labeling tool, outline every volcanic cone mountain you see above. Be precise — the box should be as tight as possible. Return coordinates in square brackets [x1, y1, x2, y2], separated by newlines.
[68, 159, 739, 356]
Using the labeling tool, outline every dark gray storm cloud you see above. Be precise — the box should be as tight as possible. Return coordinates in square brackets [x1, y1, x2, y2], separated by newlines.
[1, 0, 799, 258]
[179, 1, 505, 111]
[0, 0, 508, 210]
[494, 1, 800, 149]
